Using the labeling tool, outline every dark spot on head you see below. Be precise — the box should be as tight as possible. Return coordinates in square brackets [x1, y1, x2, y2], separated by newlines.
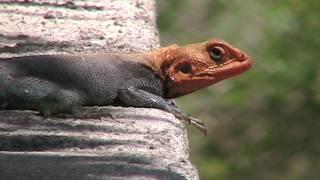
[179, 63, 192, 74]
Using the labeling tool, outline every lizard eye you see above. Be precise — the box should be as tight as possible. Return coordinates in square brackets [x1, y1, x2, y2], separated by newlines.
[209, 46, 226, 63]
[179, 63, 193, 74]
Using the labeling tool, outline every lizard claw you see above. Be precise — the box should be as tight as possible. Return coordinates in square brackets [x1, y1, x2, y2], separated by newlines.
[173, 112, 207, 134]
[188, 116, 207, 135]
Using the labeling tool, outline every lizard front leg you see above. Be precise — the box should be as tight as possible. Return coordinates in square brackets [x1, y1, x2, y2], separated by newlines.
[117, 87, 207, 134]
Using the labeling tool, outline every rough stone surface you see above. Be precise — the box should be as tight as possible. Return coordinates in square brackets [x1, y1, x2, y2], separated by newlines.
[0, 0, 199, 180]
[0, 0, 160, 57]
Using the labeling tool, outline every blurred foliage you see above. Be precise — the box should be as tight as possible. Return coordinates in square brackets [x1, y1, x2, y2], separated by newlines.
[157, 0, 320, 180]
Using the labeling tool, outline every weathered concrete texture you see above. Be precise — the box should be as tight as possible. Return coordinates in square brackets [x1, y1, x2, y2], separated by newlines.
[0, 0, 160, 57]
[0, 0, 199, 179]
[0, 107, 198, 180]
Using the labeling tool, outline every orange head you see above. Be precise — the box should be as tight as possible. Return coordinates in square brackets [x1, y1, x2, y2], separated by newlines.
[151, 39, 252, 98]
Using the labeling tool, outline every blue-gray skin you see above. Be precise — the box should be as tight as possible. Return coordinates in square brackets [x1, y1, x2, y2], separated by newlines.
[0, 53, 206, 132]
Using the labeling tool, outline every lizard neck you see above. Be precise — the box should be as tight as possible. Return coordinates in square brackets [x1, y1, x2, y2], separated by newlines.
[143, 44, 180, 80]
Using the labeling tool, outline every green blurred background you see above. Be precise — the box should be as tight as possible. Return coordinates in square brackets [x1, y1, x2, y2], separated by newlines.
[157, 0, 320, 179]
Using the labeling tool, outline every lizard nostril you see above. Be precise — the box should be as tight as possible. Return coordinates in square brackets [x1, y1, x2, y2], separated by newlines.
[240, 54, 245, 60]
[234, 52, 249, 62]
[240, 53, 250, 61]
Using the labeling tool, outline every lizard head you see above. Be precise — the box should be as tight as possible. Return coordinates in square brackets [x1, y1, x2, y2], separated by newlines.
[155, 38, 252, 98]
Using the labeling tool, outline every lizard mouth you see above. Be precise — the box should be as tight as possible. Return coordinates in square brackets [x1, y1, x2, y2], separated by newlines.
[199, 58, 252, 80]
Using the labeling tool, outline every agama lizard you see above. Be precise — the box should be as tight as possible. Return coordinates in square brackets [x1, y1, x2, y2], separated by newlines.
[0, 39, 251, 133]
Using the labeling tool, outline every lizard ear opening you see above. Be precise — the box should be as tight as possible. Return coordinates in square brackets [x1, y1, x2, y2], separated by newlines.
[178, 63, 193, 74]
